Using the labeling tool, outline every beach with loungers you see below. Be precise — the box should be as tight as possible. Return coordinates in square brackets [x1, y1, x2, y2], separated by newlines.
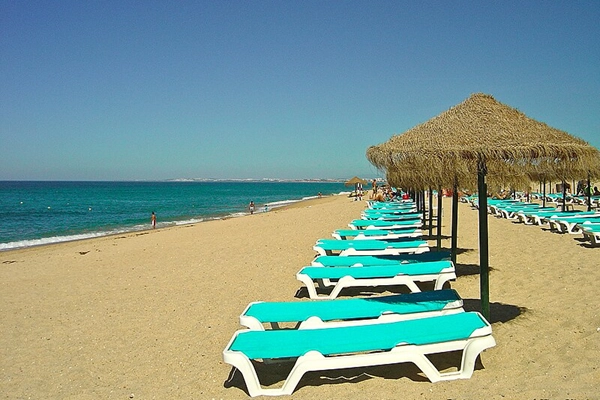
[1, 194, 598, 399]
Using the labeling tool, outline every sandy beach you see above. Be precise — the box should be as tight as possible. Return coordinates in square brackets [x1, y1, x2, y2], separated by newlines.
[1, 194, 599, 399]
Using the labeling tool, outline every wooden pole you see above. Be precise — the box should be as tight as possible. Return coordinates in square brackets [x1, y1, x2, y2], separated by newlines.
[542, 178, 546, 208]
[428, 187, 433, 238]
[587, 174, 592, 212]
[562, 180, 567, 212]
[477, 160, 490, 321]
[421, 190, 426, 222]
[451, 179, 459, 265]
[436, 186, 443, 250]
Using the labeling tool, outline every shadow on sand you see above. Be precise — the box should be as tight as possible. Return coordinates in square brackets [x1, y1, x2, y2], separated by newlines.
[462, 298, 526, 324]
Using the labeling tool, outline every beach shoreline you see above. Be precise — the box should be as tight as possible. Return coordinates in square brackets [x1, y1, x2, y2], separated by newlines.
[0, 190, 350, 253]
[1, 195, 599, 399]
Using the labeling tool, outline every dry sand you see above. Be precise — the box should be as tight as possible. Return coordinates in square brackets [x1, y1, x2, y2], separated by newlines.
[1, 194, 599, 399]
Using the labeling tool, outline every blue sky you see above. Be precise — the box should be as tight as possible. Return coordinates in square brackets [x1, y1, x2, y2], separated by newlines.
[1, 1, 599, 181]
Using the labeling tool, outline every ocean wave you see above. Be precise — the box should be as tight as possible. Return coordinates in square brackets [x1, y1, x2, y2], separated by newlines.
[0, 229, 130, 251]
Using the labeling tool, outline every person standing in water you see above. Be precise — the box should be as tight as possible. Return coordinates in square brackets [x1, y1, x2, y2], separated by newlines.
[248, 201, 255, 215]
[151, 211, 156, 229]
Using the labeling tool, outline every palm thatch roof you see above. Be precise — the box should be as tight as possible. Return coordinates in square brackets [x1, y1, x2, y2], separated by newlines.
[345, 176, 368, 187]
[368, 93, 600, 188]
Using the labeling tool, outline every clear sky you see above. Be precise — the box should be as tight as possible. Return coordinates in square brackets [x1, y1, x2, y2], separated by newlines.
[1, 1, 599, 181]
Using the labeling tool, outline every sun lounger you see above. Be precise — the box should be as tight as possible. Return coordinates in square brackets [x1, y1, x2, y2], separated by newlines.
[363, 208, 420, 216]
[556, 216, 600, 234]
[311, 252, 451, 267]
[580, 224, 600, 246]
[521, 210, 585, 226]
[361, 212, 423, 221]
[494, 204, 546, 219]
[223, 311, 495, 397]
[240, 289, 464, 330]
[332, 228, 422, 240]
[349, 218, 423, 230]
[546, 213, 600, 233]
[514, 208, 559, 225]
[367, 201, 415, 209]
[297, 260, 455, 299]
[313, 239, 429, 256]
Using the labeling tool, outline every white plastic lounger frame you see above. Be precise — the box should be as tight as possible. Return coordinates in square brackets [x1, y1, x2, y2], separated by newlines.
[297, 262, 456, 300]
[239, 290, 464, 330]
[554, 216, 600, 234]
[223, 312, 495, 397]
[313, 240, 430, 257]
[348, 219, 423, 230]
[332, 229, 423, 240]
[581, 227, 600, 246]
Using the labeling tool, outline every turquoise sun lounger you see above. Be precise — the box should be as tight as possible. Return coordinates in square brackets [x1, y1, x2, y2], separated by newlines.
[223, 312, 495, 397]
[311, 252, 451, 267]
[580, 223, 600, 246]
[240, 289, 464, 330]
[367, 200, 415, 209]
[332, 228, 422, 240]
[313, 239, 429, 256]
[349, 218, 423, 230]
[363, 208, 420, 216]
[297, 260, 455, 299]
[361, 212, 423, 221]
[547, 214, 600, 234]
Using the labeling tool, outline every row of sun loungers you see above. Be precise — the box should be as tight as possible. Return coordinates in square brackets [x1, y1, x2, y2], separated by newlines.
[223, 200, 495, 397]
[482, 198, 600, 246]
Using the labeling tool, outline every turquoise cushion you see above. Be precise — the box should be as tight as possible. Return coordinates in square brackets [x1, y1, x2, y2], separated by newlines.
[312, 252, 450, 267]
[244, 289, 461, 324]
[299, 260, 452, 279]
[351, 219, 421, 227]
[229, 312, 488, 359]
[316, 239, 427, 251]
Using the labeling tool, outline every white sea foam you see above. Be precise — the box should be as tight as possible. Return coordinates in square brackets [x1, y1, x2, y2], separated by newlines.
[266, 199, 301, 208]
[174, 218, 205, 225]
[0, 230, 124, 251]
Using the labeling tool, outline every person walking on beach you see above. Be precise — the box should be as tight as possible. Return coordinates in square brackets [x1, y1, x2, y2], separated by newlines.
[151, 211, 156, 229]
[248, 201, 255, 215]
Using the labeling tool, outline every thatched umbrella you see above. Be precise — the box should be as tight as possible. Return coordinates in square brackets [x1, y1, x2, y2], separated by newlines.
[367, 93, 600, 319]
[345, 176, 368, 195]
[344, 176, 368, 187]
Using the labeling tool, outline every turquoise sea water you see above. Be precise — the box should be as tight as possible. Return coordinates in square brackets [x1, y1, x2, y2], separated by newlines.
[0, 181, 347, 250]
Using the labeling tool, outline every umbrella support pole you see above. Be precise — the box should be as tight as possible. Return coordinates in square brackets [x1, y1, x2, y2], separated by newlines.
[428, 187, 433, 237]
[542, 178, 546, 208]
[478, 161, 490, 321]
[436, 186, 443, 250]
[588, 174, 592, 212]
[421, 190, 426, 222]
[562, 180, 567, 213]
[451, 180, 459, 266]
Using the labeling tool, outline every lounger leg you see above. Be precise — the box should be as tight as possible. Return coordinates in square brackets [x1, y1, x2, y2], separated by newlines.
[391, 336, 496, 382]
[296, 274, 321, 299]
[433, 272, 457, 290]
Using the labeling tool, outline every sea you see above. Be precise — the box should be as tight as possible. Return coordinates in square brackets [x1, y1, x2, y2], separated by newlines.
[0, 180, 348, 251]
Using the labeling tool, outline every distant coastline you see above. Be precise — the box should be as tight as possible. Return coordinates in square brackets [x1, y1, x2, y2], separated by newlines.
[164, 178, 350, 183]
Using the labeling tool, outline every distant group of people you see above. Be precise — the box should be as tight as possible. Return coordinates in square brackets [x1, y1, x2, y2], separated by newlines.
[369, 183, 408, 202]
[576, 181, 600, 196]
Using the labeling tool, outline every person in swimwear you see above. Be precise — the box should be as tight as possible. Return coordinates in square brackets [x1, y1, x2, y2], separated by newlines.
[248, 201, 255, 215]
